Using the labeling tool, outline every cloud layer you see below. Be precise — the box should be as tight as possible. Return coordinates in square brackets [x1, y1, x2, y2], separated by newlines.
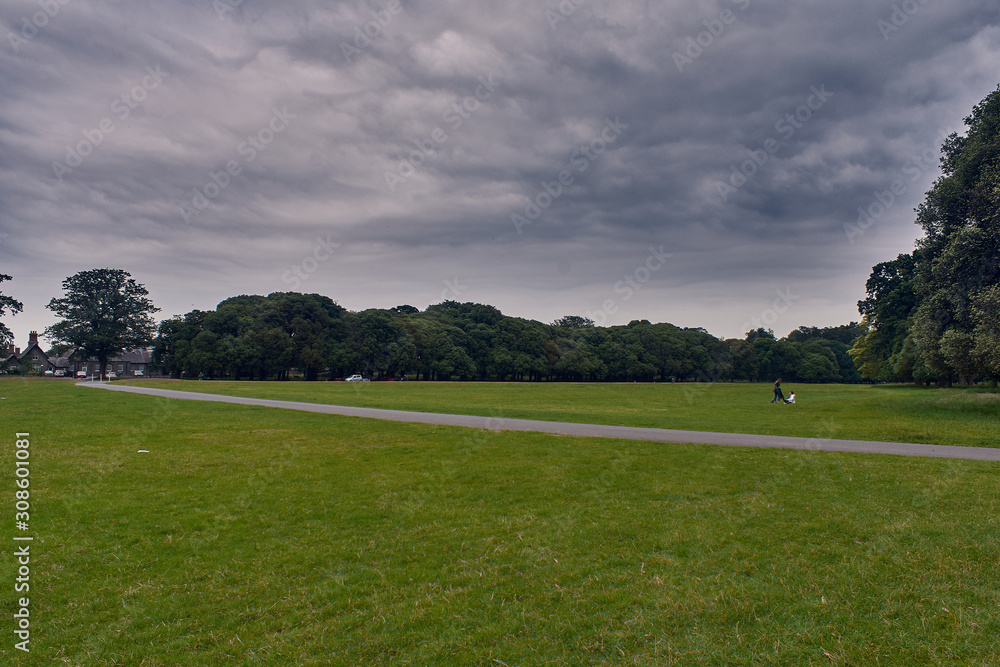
[2, 0, 999, 342]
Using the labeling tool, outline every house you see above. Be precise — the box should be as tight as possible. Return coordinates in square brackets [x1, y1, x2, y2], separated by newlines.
[57, 347, 157, 377]
[3, 344, 19, 369]
[4, 331, 158, 377]
[5, 332, 55, 373]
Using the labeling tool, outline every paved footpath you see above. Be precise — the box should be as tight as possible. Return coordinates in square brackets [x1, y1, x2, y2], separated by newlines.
[81, 382, 1000, 462]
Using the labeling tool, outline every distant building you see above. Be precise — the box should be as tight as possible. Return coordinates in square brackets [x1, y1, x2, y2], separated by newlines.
[3, 331, 157, 377]
[4, 331, 53, 373]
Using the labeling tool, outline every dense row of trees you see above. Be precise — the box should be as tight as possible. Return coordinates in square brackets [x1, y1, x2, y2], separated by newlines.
[152, 292, 864, 383]
[850, 85, 1000, 385]
[0, 268, 866, 384]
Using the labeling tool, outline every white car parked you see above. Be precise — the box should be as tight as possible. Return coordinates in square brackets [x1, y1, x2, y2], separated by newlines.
[345, 374, 367, 382]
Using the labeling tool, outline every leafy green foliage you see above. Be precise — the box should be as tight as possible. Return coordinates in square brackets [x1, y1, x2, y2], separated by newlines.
[0, 273, 23, 348]
[45, 268, 158, 376]
[858, 84, 1000, 384]
[787, 322, 866, 346]
[156, 294, 863, 383]
[154, 293, 347, 380]
[971, 285, 1000, 381]
[552, 314, 595, 328]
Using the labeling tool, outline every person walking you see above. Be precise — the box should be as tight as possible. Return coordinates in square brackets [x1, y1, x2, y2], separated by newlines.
[771, 378, 784, 404]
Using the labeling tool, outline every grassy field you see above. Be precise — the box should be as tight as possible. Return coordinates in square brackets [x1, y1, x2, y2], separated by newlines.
[128, 379, 1000, 448]
[1, 378, 999, 665]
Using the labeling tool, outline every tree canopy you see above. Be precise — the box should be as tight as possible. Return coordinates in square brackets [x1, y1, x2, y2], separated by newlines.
[0, 274, 23, 348]
[153, 293, 862, 383]
[46, 268, 159, 378]
[852, 84, 1000, 385]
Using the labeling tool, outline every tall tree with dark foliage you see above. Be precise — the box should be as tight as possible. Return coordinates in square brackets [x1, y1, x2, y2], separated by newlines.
[46, 269, 159, 380]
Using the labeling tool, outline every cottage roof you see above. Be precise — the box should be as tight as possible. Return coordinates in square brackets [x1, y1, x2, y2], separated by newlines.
[118, 349, 152, 363]
[62, 348, 152, 364]
[17, 343, 48, 361]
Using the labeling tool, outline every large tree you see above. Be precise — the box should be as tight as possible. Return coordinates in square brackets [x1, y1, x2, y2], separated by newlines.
[0, 274, 23, 348]
[910, 85, 1000, 384]
[856, 84, 1000, 384]
[45, 269, 159, 379]
[852, 254, 919, 380]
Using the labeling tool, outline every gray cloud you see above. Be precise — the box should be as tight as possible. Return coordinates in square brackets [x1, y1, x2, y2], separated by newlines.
[2, 0, 999, 343]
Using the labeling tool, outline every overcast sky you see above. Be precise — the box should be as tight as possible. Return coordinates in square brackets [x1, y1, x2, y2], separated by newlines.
[2, 0, 999, 346]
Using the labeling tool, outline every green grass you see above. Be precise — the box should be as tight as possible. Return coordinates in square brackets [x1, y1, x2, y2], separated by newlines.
[127, 379, 1000, 447]
[2, 378, 999, 665]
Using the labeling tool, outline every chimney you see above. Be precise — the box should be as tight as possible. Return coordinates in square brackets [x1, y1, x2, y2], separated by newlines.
[28, 331, 38, 345]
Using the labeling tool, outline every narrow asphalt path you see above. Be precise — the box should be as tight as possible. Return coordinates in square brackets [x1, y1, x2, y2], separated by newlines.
[80, 382, 1000, 461]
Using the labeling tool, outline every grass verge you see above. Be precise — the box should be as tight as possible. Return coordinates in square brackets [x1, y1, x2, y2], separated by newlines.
[1, 379, 998, 665]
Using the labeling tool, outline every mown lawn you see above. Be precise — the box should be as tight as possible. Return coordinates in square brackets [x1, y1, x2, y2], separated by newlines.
[1, 378, 998, 665]
[129, 379, 1000, 447]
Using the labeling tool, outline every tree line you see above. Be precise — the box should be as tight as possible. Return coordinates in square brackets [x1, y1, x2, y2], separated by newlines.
[151, 292, 863, 383]
[0, 268, 866, 384]
[850, 84, 1000, 386]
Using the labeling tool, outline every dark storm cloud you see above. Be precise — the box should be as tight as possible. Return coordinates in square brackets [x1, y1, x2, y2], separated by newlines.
[1, 0, 999, 341]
